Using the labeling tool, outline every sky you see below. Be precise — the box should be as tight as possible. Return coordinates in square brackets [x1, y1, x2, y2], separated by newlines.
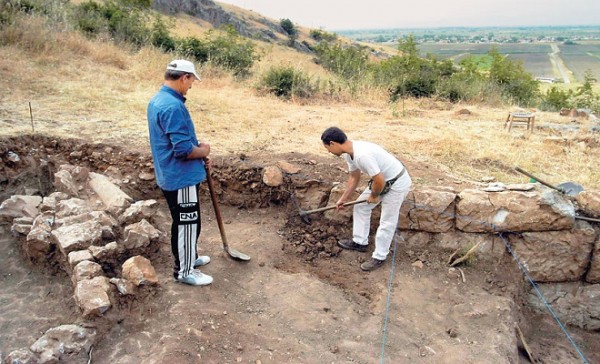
[216, 0, 600, 30]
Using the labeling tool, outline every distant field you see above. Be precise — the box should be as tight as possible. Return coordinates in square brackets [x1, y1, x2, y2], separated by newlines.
[417, 42, 600, 82]
[508, 53, 554, 78]
[417, 43, 551, 57]
[558, 43, 600, 81]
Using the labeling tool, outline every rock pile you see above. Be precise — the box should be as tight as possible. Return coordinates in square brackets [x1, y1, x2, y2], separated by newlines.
[0, 164, 164, 362]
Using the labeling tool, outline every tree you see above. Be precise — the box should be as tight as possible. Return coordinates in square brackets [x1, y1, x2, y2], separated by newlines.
[488, 47, 540, 106]
[280, 18, 297, 46]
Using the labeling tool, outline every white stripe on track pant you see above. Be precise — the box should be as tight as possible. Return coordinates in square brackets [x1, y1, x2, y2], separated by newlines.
[162, 184, 201, 279]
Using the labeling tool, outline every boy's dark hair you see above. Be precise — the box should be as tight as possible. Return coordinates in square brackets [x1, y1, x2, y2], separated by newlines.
[321, 127, 347, 145]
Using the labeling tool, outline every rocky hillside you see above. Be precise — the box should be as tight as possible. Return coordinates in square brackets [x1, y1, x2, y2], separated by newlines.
[151, 0, 287, 44]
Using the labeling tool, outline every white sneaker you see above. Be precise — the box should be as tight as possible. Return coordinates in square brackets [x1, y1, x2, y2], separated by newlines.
[194, 255, 211, 267]
[176, 270, 213, 286]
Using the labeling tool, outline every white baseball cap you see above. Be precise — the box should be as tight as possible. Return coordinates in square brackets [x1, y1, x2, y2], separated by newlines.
[166, 59, 201, 80]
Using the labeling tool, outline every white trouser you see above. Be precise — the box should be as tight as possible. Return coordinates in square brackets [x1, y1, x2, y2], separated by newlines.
[352, 173, 411, 261]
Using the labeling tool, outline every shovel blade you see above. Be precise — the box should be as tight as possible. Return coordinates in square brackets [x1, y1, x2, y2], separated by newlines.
[225, 246, 251, 261]
[557, 182, 584, 196]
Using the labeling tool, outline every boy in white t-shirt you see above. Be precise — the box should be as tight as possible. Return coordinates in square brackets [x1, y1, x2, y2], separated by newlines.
[321, 127, 412, 271]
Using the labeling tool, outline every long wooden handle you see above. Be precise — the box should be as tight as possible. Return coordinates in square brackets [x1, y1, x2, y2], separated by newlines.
[204, 163, 229, 249]
[301, 199, 367, 216]
[514, 167, 561, 192]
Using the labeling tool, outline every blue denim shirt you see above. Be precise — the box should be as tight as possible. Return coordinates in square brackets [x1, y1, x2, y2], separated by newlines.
[147, 85, 206, 191]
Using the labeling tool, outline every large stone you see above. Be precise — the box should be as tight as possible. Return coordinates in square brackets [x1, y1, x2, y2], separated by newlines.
[39, 192, 70, 214]
[585, 233, 600, 283]
[119, 199, 159, 225]
[110, 278, 137, 296]
[123, 219, 161, 250]
[25, 214, 55, 261]
[431, 231, 505, 260]
[508, 221, 596, 282]
[456, 189, 574, 232]
[55, 198, 91, 218]
[400, 188, 456, 233]
[576, 190, 600, 218]
[5, 348, 38, 364]
[74, 276, 112, 317]
[324, 183, 358, 223]
[68, 250, 94, 268]
[0, 195, 42, 223]
[528, 283, 600, 330]
[262, 166, 283, 187]
[53, 169, 79, 197]
[11, 221, 32, 235]
[54, 211, 118, 238]
[30, 324, 96, 364]
[88, 241, 119, 262]
[71, 260, 104, 284]
[277, 160, 301, 174]
[51, 220, 104, 255]
[122, 255, 158, 286]
[88, 172, 133, 214]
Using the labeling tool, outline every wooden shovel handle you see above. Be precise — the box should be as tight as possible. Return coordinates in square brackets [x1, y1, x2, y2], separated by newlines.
[204, 162, 229, 250]
[514, 167, 561, 192]
[300, 199, 367, 216]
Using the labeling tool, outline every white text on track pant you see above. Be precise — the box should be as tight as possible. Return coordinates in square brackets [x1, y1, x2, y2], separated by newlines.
[162, 184, 201, 279]
[352, 174, 411, 261]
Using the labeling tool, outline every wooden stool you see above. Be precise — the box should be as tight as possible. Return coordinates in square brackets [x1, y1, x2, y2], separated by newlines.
[504, 112, 535, 132]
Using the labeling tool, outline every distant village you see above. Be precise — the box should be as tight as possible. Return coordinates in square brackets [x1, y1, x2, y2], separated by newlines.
[340, 26, 600, 44]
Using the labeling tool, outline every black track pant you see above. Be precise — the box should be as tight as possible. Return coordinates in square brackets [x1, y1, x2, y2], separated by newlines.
[162, 184, 201, 279]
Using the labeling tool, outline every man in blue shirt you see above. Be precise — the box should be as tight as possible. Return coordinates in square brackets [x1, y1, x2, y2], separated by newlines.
[147, 59, 213, 286]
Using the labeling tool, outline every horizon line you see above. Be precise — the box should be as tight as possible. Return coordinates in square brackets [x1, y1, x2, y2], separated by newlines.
[332, 24, 600, 32]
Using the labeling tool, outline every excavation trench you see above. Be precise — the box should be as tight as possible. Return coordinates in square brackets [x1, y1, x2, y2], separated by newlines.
[1, 135, 599, 364]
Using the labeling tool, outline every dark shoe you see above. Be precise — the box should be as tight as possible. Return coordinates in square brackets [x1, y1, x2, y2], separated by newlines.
[361, 258, 385, 271]
[337, 239, 368, 252]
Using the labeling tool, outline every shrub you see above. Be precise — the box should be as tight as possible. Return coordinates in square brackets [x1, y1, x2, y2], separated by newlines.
[203, 26, 260, 76]
[258, 65, 316, 99]
[176, 36, 209, 63]
[574, 71, 599, 112]
[73, 0, 150, 46]
[279, 18, 296, 37]
[310, 29, 337, 43]
[488, 47, 540, 106]
[314, 42, 369, 82]
[150, 15, 175, 52]
[540, 86, 573, 111]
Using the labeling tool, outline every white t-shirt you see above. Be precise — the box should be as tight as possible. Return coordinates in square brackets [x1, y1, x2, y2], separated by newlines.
[343, 141, 404, 180]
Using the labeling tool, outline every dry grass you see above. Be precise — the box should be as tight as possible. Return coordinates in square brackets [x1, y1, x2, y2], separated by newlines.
[1, 14, 598, 190]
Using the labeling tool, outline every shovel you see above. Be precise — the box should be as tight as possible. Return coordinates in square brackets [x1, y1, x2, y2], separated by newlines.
[204, 163, 251, 261]
[291, 194, 367, 225]
[514, 167, 600, 223]
[514, 167, 584, 196]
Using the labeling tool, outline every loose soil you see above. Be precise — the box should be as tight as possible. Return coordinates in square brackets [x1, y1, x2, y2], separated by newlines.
[1, 136, 599, 364]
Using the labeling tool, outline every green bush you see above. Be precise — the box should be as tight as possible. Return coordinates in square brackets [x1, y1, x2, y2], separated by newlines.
[574, 71, 599, 111]
[0, 0, 69, 26]
[258, 65, 316, 99]
[279, 18, 296, 37]
[314, 42, 369, 82]
[310, 29, 337, 43]
[73, 0, 150, 46]
[540, 86, 573, 111]
[488, 48, 540, 106]
[176, 36, 209, 62]
[150, 15, 175, 52]
[176, 26, 259, 76]
[203, 26, 260, 76]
